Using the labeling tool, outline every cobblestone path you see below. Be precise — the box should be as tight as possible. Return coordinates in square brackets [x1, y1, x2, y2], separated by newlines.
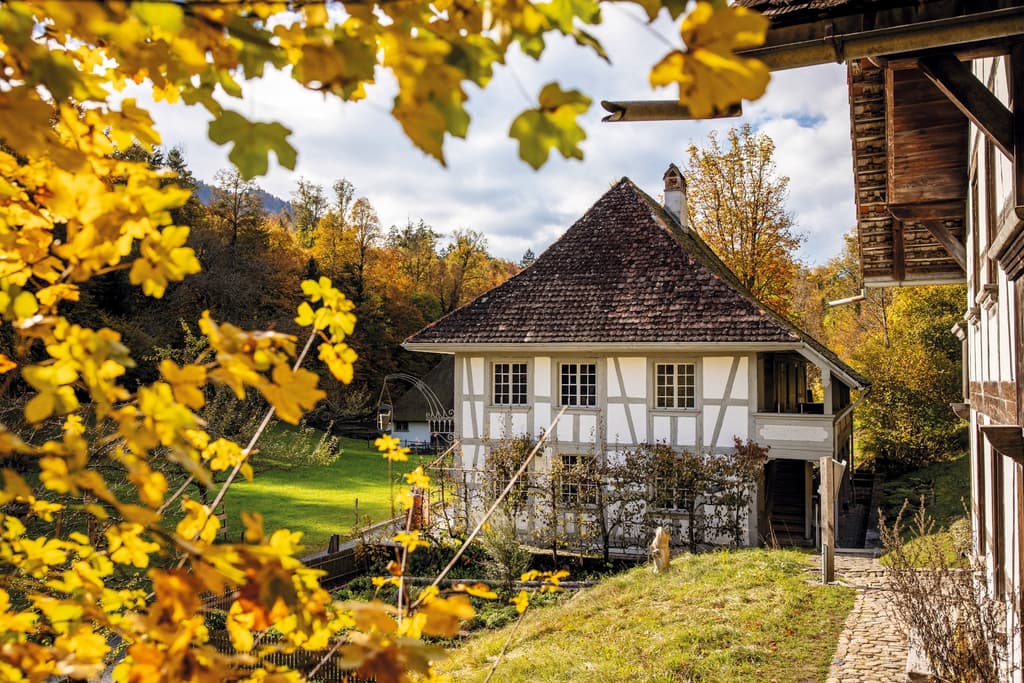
[826, 554, 909, 683]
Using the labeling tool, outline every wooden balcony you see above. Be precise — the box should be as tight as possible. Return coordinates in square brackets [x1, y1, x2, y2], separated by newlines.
[753, 407, 853, 461]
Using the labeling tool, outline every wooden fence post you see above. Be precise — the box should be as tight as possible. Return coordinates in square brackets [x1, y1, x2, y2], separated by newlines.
[820, 455, 835, 583]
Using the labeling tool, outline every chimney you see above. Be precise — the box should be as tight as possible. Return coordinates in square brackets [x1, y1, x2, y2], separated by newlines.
[662, 163, 688, 230]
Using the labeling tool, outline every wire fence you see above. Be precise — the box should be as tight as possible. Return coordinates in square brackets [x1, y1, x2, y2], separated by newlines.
[206, 631, 375, 682]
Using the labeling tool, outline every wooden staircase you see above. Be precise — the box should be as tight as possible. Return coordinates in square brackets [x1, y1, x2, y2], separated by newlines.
[766, 459, 813, 548]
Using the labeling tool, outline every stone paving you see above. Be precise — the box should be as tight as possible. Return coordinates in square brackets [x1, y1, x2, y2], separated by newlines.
[825, 554, 909, 683]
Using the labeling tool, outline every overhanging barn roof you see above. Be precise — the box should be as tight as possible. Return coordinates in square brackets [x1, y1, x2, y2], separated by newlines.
[392, 356, 454, 422]
[735, 0, 1024, 286]
[404, 179, 867, 389]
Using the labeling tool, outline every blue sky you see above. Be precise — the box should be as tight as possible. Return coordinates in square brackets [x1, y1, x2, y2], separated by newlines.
[141, 7, 855, 266]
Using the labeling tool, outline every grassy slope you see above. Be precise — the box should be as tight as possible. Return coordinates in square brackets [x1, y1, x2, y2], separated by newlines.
[880, 452, 971, 565]
[222, 432, 432, 552]
[442, 549, 854, 683]
[881, 452, 970, 527]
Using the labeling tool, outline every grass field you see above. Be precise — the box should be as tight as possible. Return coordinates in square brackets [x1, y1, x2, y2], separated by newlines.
[442, 549, 854, 682]
[220, 429, 434, 552]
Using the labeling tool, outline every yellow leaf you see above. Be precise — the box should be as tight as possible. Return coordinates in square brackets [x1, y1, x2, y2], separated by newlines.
[159, 359, 207, 409]
[105, 523, 158, 568]
[510, 590, 529, 613]
[649, 4, 770, 118]
[260, 363, 325, 425]
[510, 82, 591, 169]
[393, 530, 430, 553]
[348, 600, 398, 634]
[241, 511, 265, 543]
[419, 594, 474, 637]
[295, 301, 315, 327]
[227, 600, 256, 652]
[176, 499, 218, 543]
[452, 582, 497, 600]
[13, 291, 39, 319]
[404, 465, 430, 489]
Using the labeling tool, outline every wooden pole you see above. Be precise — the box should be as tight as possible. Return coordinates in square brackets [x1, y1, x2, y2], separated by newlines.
[820, 456, 835, 583]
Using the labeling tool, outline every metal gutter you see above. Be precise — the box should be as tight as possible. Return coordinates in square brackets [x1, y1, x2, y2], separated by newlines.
[402, 341, 806, 354]
[738, 7, 1024, 71]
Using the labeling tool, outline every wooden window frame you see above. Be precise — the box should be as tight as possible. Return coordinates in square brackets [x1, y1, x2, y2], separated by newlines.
[492, 361, 528, 406]
[559, 454, 599, 507]
[559, 362, 598, 408]
[654, 362, 697, 410]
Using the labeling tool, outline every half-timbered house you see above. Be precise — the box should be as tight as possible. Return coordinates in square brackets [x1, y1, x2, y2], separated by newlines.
[405, 167, 866, 553]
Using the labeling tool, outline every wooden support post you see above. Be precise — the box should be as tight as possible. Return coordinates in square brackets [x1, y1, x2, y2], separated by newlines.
[820, 455, 835, 584]
[892, 219, 907, 282]
[1012, 43, 1024, 219]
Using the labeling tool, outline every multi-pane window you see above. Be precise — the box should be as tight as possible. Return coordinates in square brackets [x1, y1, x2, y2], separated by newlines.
[493, 362, 528, 405]
[560, 363, 597, 407]
[652, 471, 694, 512]
[560, 454, 598, 507]
[655, 363, 695, 409]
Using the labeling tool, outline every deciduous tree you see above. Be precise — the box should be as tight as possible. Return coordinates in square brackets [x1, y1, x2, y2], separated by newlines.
[0, 1, 773, 679]
[685, 124, 802, 315]
[291, 177, 329, 249]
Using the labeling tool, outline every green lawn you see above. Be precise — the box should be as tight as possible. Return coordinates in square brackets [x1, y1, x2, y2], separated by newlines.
[441, 549, 854, 683]
[220, 430, 433, 552]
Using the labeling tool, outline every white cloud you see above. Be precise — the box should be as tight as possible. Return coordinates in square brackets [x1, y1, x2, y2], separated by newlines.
[145, 14, 855, 266]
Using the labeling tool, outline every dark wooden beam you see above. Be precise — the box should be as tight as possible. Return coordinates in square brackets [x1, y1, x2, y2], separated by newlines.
[918, 54, 1014, 159]
[888, 200, 966, 221]
[1013, 43, 1024, 220]
[892, 219, 906, 281]
[920, 220, 968, 270]
[981, 425, 1024, 465]
[951, 402, 971, 420]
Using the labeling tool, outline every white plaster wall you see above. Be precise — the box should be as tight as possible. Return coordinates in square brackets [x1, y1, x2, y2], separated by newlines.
[651, 414, 671, 444]
[510, 411, 528, 435]
[676, 414, 697, 447]
[394, 422, 431, 445]
[719, 405, 749, 442]
[461, 443, 482, 469]
[758, 423, 829, 443]
[1001, 276, 1014, 379]
[535, 400, 551, 433]
[465, 357, 484, 395]
[578, 413, 597, 442]
[471, 399, 484, 439]
[702, 407, 720, 447]
[535, 357, 551, 397]
[618, 357, 647, 396]
[703, 357, 733, 399]
[606, 404, 630, 444]
[732, 356, 749, 400]
[488, 412, 503, 438]
[630, 404, 647, 444]
[606, 358, 621, 398]
[462, 402, 477, 439]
